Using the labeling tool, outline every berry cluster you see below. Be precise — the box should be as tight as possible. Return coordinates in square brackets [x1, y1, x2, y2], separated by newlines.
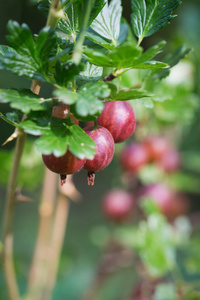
[42, 101, 136, 185]
[102, 136, 188, 223]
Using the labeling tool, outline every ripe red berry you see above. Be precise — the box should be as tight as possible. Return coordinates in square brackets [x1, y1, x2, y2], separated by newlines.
[102, 189, 135, 223]
[157, 149, 181, 173]
[140, 183, 189, 220]
[52, 103, 79, 124]
[42, 150, 86, 186]
[144, 136, 171, 161]
[83, 126, 115, 185]
[120, 143, 150, 173]
[97, 101, 136, 143]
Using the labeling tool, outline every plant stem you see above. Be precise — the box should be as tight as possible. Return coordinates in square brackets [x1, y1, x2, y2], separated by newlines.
[42, 192, 70, 300]
[2, 78, 41, 300]
[73, 0, 95, 65]
[26, 169, 58, 300]
[2, 131, 26, 300]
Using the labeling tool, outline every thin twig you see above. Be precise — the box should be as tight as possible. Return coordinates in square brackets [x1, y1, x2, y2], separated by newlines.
[2, 79, 41, 300]
[42, 191, 70, 300]
[26, 169, 58, 300]
[2, 131, 26, 300]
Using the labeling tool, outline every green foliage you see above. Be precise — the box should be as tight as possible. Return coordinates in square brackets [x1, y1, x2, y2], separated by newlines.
[0, 0, 189, 161]
[0, 21, 58, 81]
[0, 89, 50, 114]
[22, 118, 96, 159]
[52, 0, 106, 38]
[109, 87, 151, 101]
[76, 62, 103, 87]
[131, 0, 181, 43]
[90, 0, 122, 46]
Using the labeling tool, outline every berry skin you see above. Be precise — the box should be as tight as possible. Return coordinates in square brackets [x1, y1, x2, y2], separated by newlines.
[140, 183, 189, 220]
[120, 143, 150, 173]
[144, 136, 171, 161]
[97, 101, 136, 143]
[83, 126, 115, 185]
[42, 150, 86, 186]
[52, 103, 79, 124]
[157, 148, 181, 173]
[102, 189, 135, 223]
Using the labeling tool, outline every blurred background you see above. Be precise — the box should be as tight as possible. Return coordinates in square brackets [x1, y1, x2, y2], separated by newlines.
[0, 0, 200, 299]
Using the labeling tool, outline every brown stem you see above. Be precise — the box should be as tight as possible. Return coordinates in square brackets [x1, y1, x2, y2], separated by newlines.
[26, 169, 57, 300]
[42, 192, 70, 300]
[2, 78, 42, 300]
[103, 73, 116, 82]
[2, 131, 26, 300]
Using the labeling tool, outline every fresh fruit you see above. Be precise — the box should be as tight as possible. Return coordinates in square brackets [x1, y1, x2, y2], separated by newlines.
[120, 143, 150, 173]
[52, 103, 79, 124]
[157, 148, 181, 173]
[144, 136, 171, 161]
[42, 150, 86, 186]
[83, 125, 115, 185]
[140, 183, 189, 220]
[102, 189, 135, 222]
[97, 101, 136, 143]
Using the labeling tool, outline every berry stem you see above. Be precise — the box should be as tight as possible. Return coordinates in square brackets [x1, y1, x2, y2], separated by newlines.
[60, 174, 67, 186]
[87, 172, 95, 186]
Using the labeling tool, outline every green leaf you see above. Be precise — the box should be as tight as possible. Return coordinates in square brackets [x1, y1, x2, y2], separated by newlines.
[90, 0, 122, 45]
[53, 89, 78, 105]
[6, 20, 36, 57]
[88, 0, 107, 27]
[35, 118, 96, 159]
[130, 40, 166, 66]
[57, 0, 106, 37]
[21, 120, 50, 136]
[133, 214, 177, 277]
[35, 27, 57, 71]
[84, 43, 142, 68]
[54, 61, 84, 87]
[76, 61, 103, 87]
[85, 32, 115, 50]
[108, 44, 143, 68]
[110, 88, 151, 101]
[83, 48, 114, 67]
[74, 82, 109, 117]
[131, 0, 181, 42]
[0, 89, 49, 114]
[154, 45, 192, 79]
[133, 61, 169, 70]
[0, 21, 59, 81]
[0, 45, 16, 56]
[58, 2, 80, 37]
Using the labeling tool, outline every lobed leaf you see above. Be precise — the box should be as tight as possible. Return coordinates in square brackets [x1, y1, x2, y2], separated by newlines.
[110, 88, 151, 101]
[73, 82, 109, 117]
[131, 0, 181, 42]
[84, 43, 142, 68]
[154, 45, 192, 80]
[76, 61, 103, 87]
[35, 118, 96, 159]
[0, 89, 49, 114]
[53, 89, 78, 105]
[90, 0, 122, 46]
